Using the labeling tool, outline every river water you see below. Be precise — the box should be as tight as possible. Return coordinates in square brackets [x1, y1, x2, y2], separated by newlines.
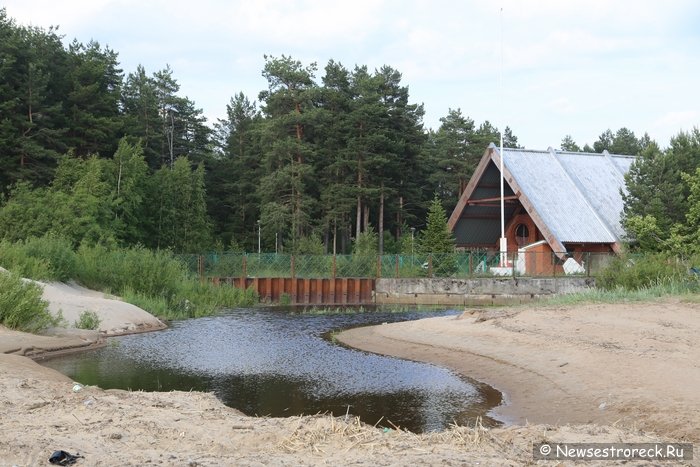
[42, 307, 501, 433]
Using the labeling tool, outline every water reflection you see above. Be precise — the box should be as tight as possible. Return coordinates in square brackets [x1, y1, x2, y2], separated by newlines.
[42, 308, 501, 432]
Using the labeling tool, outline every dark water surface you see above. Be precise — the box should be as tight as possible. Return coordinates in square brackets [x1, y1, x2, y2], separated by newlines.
[42, 308, 502, 432]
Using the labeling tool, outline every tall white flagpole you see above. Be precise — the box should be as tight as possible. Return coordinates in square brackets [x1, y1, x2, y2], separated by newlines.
[499, 7, 508, 267]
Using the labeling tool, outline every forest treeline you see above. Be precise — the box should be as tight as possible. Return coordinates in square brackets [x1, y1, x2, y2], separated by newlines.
[2, 9, 699, 256]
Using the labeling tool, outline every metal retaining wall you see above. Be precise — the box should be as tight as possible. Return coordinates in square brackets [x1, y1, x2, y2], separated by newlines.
[211, 277, 375, 305]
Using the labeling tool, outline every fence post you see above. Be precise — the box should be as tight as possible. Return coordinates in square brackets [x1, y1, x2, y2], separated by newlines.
[428, 254, 433, 278]
[395, 254, 399, 278]
[586, 252, 591, 277]
[198, 255, 205, 283]
[376, 255, 381, 279]
[332, 254, 337, 280]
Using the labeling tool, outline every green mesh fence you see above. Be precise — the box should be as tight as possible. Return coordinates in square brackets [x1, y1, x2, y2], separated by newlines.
[181, 251, 618, 279]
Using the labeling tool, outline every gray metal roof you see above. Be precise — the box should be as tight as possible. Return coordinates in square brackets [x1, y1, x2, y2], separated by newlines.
[500, 147, 635, 244]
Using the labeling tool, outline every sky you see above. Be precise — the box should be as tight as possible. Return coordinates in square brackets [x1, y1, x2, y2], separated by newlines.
[4, 0, 700, 149]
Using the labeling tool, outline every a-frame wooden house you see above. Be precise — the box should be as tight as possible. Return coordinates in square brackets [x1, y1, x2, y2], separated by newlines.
[447, 144, 635, 274]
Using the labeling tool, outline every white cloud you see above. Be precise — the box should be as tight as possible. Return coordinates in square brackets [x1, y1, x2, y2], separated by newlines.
[2, 0, 700, 148]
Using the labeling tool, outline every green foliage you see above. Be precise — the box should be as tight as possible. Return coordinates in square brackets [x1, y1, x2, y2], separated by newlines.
[73, 243, 256, 319]
[418, 196, 456, 276]
[0, 239, 53, 280]
[622, 129, 700, 252]
[296, 234, 325, 255]
[147, 157, 212, 252]
[75, 244, 187, 299]
[120, 288, 170, 318]
[593, 128, 643, 155]
[0, 235, 76, 281]
[347, 227, 379, 276]
[353, 227, 378, 255]
[678, 168, 700, 253]
[542, 281, 700, 305]
[74, 310, 101, 330]
[560, 135, 581, 152]
[596, 253, 691, 291]
[623, 215, 666, 252]
[0, 271, 54, 332]
[170, 280, 258, 318]
[0, 183, 58, 242]
[426, 108, 481, 212]
[279, 293, 292, 306]
[21, 235, 77, 281]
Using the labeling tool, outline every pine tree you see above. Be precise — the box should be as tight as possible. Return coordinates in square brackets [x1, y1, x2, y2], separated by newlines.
[561, 135, 581, 152]
[427, 108, 477, 211]
[208, 92, 262, 250]
[622, 129, 700, 250]
[64, 40, 123, 157]
[257, 55, 319, 252]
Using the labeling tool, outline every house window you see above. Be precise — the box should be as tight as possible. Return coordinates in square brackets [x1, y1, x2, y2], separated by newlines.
[515, 223, 529, 246]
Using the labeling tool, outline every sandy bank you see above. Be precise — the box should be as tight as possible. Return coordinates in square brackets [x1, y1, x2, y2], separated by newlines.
[336, 299, 700, 443]
[39, 281, 166, 336]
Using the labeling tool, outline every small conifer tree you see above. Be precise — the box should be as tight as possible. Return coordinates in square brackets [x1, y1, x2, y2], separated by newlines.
[419, 195, 457, 275]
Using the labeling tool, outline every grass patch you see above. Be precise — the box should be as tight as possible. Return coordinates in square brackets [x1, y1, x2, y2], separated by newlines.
[542, 277, 700, 306]
[121, 288, 171, 317]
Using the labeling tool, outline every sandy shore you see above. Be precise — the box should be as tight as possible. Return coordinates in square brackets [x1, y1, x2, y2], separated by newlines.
[1, 281, 697, 465]
[337, 300, 700, 443]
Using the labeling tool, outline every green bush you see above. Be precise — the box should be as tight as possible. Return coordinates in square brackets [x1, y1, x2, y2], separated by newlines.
[74, 310, 101, 330]
[0, 272, 55, 332]
[597, 253, 692, 290]
[22, 235, 77, 281]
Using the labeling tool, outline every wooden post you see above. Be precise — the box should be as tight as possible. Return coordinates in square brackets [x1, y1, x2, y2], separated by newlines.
[586, 252, 591, 277]
[332, 254, 337, 280]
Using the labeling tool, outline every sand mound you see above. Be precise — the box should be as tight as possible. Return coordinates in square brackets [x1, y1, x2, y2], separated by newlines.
[38, 281, 166, 335]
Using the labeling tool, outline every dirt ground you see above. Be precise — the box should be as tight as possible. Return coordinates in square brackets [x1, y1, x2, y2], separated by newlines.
[1, 287, 698, 465]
